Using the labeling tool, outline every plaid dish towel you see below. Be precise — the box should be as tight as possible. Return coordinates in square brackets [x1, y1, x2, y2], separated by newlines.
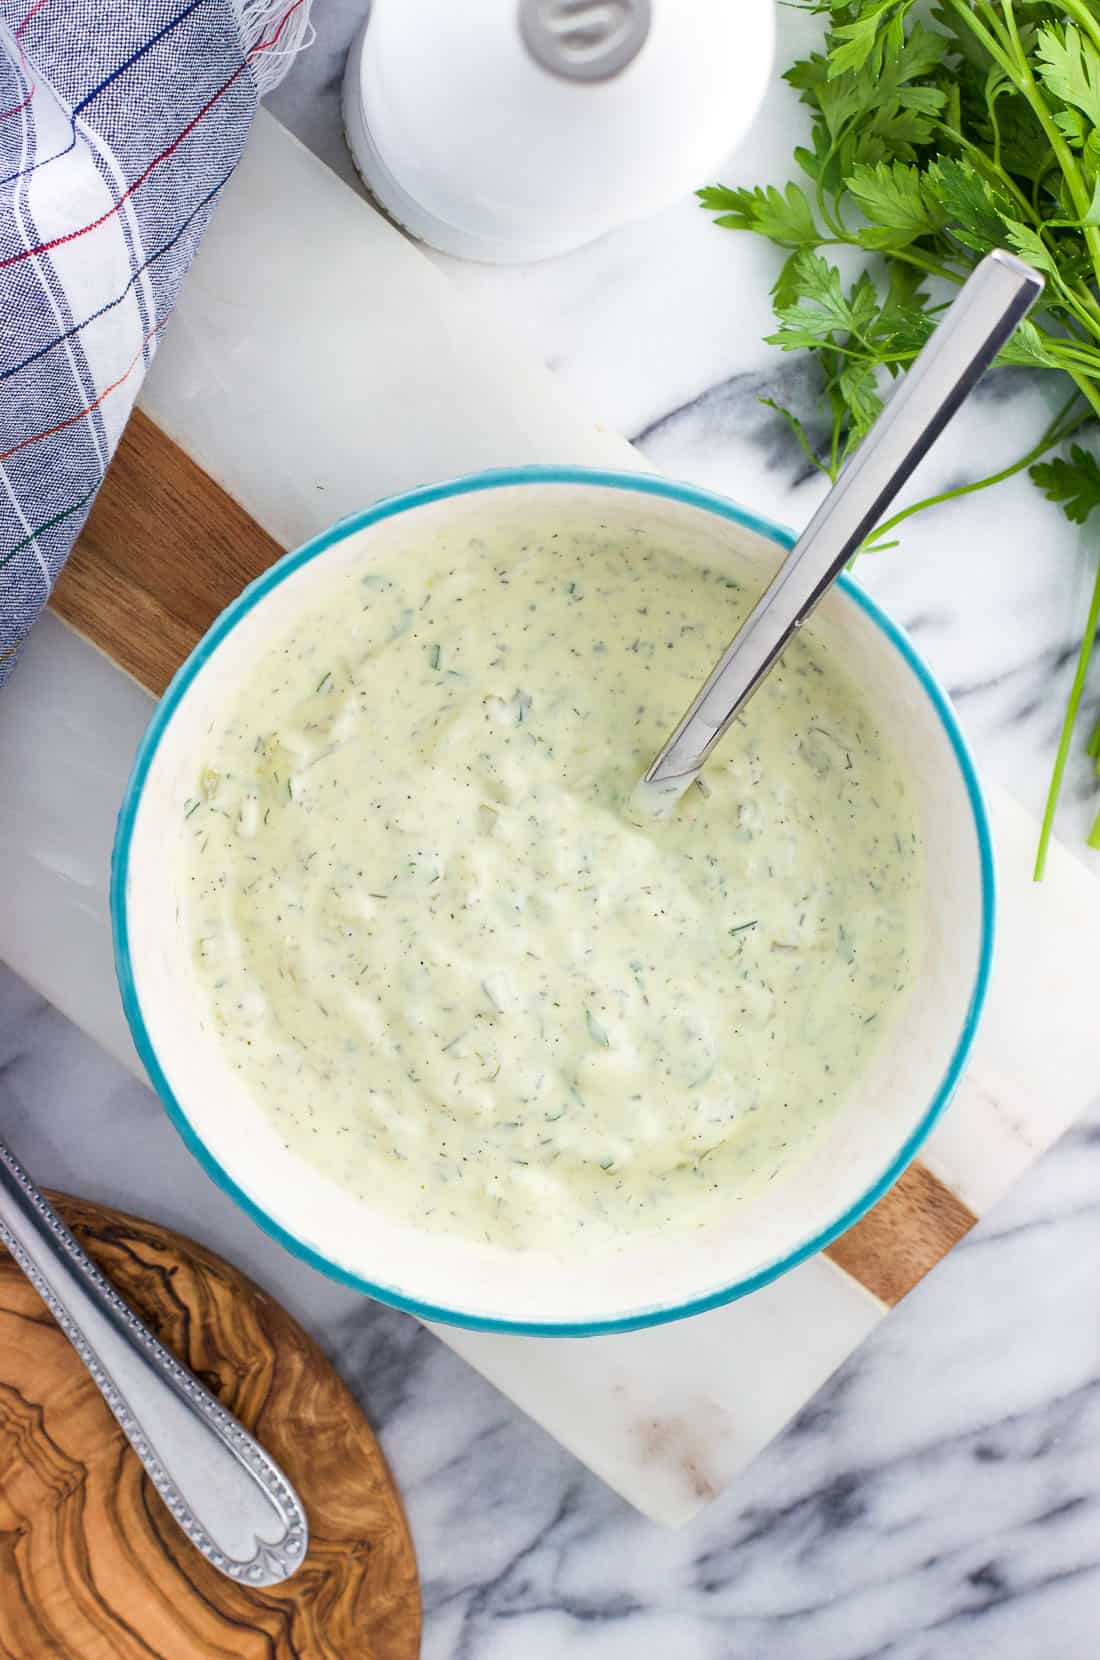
[0, 0, 311, 684]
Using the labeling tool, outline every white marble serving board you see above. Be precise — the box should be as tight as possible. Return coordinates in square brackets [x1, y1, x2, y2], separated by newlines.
[2, 113, 1099, 1525]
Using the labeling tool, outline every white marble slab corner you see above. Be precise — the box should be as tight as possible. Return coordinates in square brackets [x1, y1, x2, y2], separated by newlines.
[435, 1261, 883, 1527]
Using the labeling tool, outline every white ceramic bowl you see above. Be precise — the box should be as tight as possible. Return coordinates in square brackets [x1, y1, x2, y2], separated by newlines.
[112, 469, 994, 1335]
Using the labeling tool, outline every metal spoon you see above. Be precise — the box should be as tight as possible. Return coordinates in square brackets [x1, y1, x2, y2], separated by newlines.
[642, 249, 1044, 803]
[0, 1134, 309, 1586]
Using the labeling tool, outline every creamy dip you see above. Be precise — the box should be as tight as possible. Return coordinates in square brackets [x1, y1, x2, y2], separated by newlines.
[181, 527, 922, 1250]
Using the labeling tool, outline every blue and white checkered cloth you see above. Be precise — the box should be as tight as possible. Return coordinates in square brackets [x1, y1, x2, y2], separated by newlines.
[0, 0, 309, 684]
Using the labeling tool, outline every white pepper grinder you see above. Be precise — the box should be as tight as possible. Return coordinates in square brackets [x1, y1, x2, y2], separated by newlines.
[343, 0, 775, 263]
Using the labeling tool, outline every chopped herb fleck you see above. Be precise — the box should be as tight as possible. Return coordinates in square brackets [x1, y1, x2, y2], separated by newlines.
[585, 1009, 611, 1048]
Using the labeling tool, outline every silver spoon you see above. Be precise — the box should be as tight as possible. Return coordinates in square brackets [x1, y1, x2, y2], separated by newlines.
[642, 249, 1044, 804]
[0, 1134, 308, 1586]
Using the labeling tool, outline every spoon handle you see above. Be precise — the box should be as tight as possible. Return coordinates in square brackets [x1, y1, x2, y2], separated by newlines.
[645, 248, 1044, 791]
[0, 1135, 309, 1586]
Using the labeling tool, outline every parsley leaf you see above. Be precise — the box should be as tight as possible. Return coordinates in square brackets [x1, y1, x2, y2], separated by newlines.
[1035, 24, 1100, 141]
[838, 359, 883, 438]
[995, 320, 1063, 370]
[1002, 220, 1059, 277]
[923, 158, 1013, 254]
[767, 254, 878, 352]
[846, 159, 942, 248]
[696, 182, 819, 247]
[1030, 445, 1100, 525]
[875, 259, 933, 356]
[828, 4, 895, 80]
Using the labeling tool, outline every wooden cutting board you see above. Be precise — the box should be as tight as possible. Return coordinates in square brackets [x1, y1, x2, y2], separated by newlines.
[48, 409, 976, 1311]
[0, 1191, 420, 1660]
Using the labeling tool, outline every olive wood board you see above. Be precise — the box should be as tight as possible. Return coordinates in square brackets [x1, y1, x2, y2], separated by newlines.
[49, 408, 977, 1309]
[0, 1191, 420, 1660]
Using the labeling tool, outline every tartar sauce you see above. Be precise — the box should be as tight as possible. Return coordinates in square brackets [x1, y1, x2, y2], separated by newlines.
[182, 528, 922, 1249]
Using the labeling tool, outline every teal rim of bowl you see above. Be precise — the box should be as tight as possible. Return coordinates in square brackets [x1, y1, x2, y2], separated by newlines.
[111, 465, 996, 1337]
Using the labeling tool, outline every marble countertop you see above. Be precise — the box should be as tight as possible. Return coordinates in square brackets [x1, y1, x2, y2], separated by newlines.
[1, 4, 1098, 1655]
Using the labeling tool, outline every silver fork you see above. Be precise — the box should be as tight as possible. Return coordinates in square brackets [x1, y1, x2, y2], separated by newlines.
[0, 1134, 308, 1586]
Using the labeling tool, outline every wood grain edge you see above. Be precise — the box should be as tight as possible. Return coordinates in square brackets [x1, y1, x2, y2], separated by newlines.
[52, 409, 979, 1310]
[824, 1162, 976, 1305]
[50, 408, 283, 696]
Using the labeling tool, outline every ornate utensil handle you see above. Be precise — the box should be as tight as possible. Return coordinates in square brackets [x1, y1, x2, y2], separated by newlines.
[0, 1135, 308, 1586]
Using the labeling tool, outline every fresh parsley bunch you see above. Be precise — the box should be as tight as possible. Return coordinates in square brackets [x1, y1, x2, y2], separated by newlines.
[702, 0, 1100, 875]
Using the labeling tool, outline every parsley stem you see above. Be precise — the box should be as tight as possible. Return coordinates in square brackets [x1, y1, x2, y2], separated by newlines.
[812, 236, 965, 293]
[999, 0, 1100, 297]
[1034, 545, 1100, 880]
[829, 395, 841, 478]
[940, 0, 1018, 83]
[1049, 339, 1100, 370]
[1045, 276, 1100, 342]
[879, 246, 964, 287]
[867, 397, 1090, 546]
[1063, 367, 1100, 428]
[816, 160, 848, 242]
[1072, 284, 1100, 334]
[760, 398, 830, 478]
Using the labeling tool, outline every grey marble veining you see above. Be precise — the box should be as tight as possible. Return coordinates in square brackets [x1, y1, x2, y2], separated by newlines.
[2, 962, 1098, 1656]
